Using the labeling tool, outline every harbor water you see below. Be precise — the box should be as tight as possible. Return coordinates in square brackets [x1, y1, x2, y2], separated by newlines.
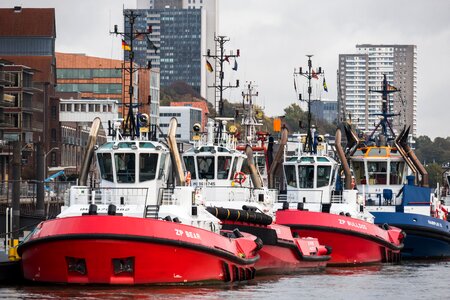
[0, 261, 448, 300]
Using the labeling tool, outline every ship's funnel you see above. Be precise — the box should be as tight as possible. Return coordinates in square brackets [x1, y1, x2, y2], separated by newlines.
[269, 127, 288, 189]
[167, 118, 185, 186]
[335, 126, 353, 190]
[245, 145, 263, 189]
[79, 117, 101, 186]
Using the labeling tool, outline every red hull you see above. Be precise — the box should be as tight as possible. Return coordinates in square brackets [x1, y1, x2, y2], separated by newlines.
[276, 210, 404, 266]
[18, 216, 259, 284]
[222, 222, 329, 274]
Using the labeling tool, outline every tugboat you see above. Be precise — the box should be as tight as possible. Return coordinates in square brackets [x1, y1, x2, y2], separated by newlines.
[182, 42, 330, 274]
[275, 56, 404, 266]
[346, 75, 450, 259]
[17, 12, 261, 285]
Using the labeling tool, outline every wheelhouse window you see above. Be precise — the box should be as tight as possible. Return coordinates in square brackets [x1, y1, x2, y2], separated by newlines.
[317, 166, 331, 187]
[390, 161, 405, 185]
[140, 153, 158, 182]
[298, 165, 314, 188]
[352, 161, 365, 184]
[230, 157, 238, 178]
[217, 156, 232, 179]
[284, 165, 297, 188]
[183, 156, 197, 179]
[115, 153, 136, 183]
[97, 153, 113, 182]
[197, 156, 215, 179]
[368, 161, 387, 185]
[158, 153, 167, 180]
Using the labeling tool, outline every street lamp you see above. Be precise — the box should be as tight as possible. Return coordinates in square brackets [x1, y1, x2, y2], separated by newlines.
[44, 147, 59, 179]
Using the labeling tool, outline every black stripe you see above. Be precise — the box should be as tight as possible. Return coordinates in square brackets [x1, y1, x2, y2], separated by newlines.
[283, 224, 404, 251]
[393, 224, 450, 244]
[17, 233, 260, 265]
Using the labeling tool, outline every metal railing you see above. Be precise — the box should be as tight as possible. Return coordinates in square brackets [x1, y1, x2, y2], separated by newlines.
[70, 186, 150, 206]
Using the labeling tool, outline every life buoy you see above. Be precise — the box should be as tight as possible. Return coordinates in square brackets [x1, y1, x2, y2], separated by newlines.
[185, 171, 191, 186]
[233, 171, 247, 185]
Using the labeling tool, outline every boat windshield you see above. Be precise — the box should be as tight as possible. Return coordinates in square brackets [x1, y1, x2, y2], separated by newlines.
[317, 166, 331, 187]
[97, 153, 114, 182]
[352, 161, 365, 184]
[217, 156, 232, 179]
[115, 153, 136, 183]
[368, 161, 387, 185]
[255, 153, 266, 174]
[197, 156, 215, 179]
[183, 156, 197, 179]
[139, 153, 159, 182]
[285, 165, 297, 188]
[158, 153, 167, 180]
[390, 161, 405, 185]
[298, 165, 314, 188]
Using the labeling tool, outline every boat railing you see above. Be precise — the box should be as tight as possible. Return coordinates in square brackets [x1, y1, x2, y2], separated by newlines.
[331, 193, 344, 203]
[158, 187, 177, 206]
[69, 186, 150, 206]
[364, 192, 399, 207]
[286, 189, 324, 204]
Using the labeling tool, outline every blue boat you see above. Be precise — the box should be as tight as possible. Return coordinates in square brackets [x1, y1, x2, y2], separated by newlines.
[342, 75, 450, 259]
[369, 181, 450, 259]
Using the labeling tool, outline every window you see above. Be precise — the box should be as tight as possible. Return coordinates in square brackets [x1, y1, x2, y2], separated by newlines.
[217, 156, 232, 179]
[139, 153, 158, 182]
[97, 153, 113, 182]
[285, 165, 297, 188]
[197, 156, 214, 179]
[183, 156, 197, 179]
[368, 161, 387, 185]
[158, 153, 167, 180]
[115, 153, 136, 183]
[50, 152, 56, 166]
[298, 165, 314, 188]
[51, 128, 57, 142]
[317, 166, 331, 187]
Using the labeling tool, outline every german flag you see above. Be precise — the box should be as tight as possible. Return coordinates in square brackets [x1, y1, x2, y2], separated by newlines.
[206, 60, 213, 72]
[122, 39, 131, 51]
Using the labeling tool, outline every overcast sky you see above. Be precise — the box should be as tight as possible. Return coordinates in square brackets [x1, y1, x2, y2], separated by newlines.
[1, 0, 449, 138]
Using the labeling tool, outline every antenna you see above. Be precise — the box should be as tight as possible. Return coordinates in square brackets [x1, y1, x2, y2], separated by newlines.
[367, 74, 401, 140]
[205, 35, 240, 142]
[205, 35, 240, 117]
[293, 55, 324, 153]
[110, 10, 158, 139]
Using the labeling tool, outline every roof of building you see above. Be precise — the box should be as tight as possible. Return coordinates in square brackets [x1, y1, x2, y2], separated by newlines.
[0, 7, 56, 37]
[56, 53, 123, 69]
[170, 101, 209, 114]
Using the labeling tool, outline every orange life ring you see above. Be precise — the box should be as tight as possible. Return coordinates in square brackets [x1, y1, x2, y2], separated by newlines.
[233, 171, 247, 185]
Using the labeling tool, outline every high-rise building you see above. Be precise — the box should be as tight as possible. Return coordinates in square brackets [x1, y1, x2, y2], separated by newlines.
[128, 0, 217, 102]
[338, 45, 417, 136]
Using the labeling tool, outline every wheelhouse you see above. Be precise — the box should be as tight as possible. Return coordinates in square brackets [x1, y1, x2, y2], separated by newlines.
[182, 145, 246, 183]
[350, 146, 407, 187]
[96, 141, 170, 185]
[284, 155, 336, 190]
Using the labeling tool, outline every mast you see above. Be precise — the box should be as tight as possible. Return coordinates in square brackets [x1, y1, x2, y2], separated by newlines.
[241, 81, 262, 145]
[367, 74, 400, 141]
[111, 10, 157, 139]
[205, 36, 240, 143]
[293, 55, 323, 153]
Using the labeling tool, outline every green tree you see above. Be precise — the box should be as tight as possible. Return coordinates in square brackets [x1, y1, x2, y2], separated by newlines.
[425, 162, 443, 188]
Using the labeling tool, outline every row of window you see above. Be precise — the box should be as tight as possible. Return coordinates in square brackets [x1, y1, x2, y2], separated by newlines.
[60, 103, 115, 113]
[56, 83, 122, 94]
[57, 69, 122, 79]
[160, 112, 181, 117]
